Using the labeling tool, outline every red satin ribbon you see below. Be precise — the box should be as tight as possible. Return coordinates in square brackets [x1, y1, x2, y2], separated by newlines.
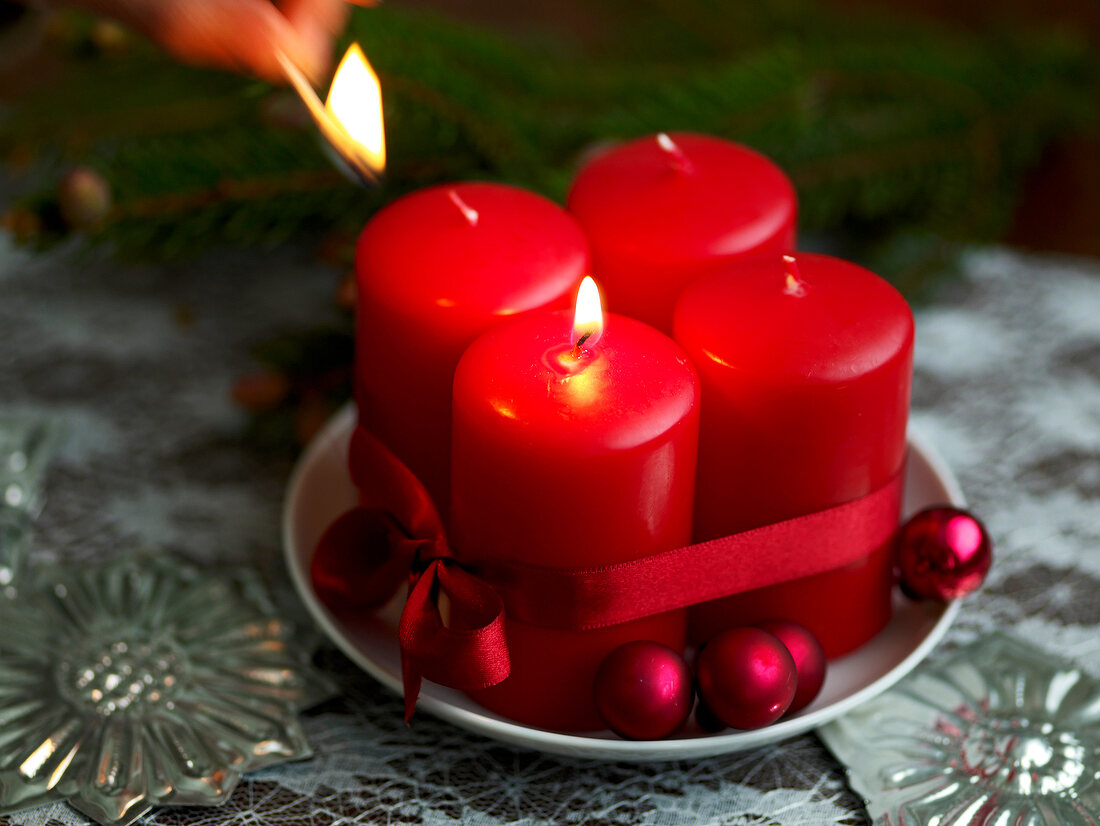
[313, 428, 903, 721]
[480, 473, 902, 631]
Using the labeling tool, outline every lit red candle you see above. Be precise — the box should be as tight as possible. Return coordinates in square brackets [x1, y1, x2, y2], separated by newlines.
[673, 253, 913, 657]
[355, 182, 589, 515]
[450, 278, 700, 731]
[567, 132, 797, 333]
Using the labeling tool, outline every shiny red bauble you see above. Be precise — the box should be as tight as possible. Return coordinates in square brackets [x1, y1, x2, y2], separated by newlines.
[594, 641, 694, 740]
[896, 506, 993, 601]
[756, 619, 827, 714]
[696, 628, 797, 729]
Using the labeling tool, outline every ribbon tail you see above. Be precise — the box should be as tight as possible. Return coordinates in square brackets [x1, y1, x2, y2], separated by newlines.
[401, 653, 422, 725]
[396, 560, 511, 724]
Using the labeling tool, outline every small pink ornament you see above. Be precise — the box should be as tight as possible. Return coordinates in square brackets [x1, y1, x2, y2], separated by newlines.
[756, 619, 827, 714]
[696, 628, 796, 730]
[897, 506, 993, 601]
[594, 641, 694, 740]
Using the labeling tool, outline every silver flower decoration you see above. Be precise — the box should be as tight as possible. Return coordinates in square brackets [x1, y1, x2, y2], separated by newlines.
[820, 633, 1100, 825]
[0, 553, 326, 826]
[0, 414, 62, 586]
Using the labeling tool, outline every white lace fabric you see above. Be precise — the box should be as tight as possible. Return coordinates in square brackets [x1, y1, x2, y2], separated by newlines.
[0, 235, 1097, 826]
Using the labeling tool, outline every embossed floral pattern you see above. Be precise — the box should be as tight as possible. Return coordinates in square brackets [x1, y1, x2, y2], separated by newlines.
[0, 554, 322, 826]
[0, 415, 62, 587]
[820, 634, 1100, 824]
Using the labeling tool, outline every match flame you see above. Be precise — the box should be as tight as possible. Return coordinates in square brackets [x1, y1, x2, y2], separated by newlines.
[572, 276, 604, 352]
[324, 44, 385, 176]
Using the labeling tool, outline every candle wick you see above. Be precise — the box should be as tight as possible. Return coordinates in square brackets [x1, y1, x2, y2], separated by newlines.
[656, 132, 694, 175]
[782, 254, 807, 296]
[571, 329, 594, 359]
[448, 189, 479, 227]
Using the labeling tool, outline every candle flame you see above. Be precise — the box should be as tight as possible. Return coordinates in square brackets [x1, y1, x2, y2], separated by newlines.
[572, 276, 604, 353]
[325, 44, 386, 176]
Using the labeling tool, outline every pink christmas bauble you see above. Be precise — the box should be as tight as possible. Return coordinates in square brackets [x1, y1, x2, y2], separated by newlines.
[755, 619, 827, 714]
[594, 641, 694, 740]
[696, 628, 796, 729]
[897, 506, 993, 601]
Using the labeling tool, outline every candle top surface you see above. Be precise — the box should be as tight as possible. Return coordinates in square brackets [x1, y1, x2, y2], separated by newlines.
[673, 253, 913, 383]
[567, 132, 796, 263]
[454, 310, 699, 451]
[357, 182, 589, 317]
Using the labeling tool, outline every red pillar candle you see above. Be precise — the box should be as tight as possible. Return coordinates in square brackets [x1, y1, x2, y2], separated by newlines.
[673, 253, 913, 657]
[566, 132, 797, 333]
[450, 278, 700, 731]
[355, 182, 589, 515]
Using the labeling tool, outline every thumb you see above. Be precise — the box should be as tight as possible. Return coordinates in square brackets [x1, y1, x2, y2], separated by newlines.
[280, 0, 351, 81]
[152, 0, 323, 84]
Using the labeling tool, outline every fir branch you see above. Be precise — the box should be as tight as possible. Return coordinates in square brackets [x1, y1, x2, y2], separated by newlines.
[1, 2, 1095, 263]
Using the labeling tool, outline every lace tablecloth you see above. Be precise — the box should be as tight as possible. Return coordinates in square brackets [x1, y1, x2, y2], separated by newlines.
[1, 233, 1097, 826]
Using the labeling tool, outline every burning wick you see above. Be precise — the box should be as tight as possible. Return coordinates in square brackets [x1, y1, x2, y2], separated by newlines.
[571, 276, 604, 359]
[571, 329, 594, 359]
[782, 254, 807, 296]
[448, 189, 479, 227]
[656, 132, 694, 174]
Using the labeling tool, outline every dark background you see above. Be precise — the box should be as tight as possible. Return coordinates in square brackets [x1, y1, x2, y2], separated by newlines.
[396, 0, 1100, 257]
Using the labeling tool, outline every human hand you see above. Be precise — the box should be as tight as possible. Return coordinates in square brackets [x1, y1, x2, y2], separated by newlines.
[69, 0, 354, 83]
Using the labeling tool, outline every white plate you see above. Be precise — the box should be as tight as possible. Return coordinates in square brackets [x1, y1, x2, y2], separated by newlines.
[283, 406, 963, 761]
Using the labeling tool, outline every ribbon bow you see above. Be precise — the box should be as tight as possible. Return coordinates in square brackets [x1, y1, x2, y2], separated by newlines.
[312, 504, 510, 723]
